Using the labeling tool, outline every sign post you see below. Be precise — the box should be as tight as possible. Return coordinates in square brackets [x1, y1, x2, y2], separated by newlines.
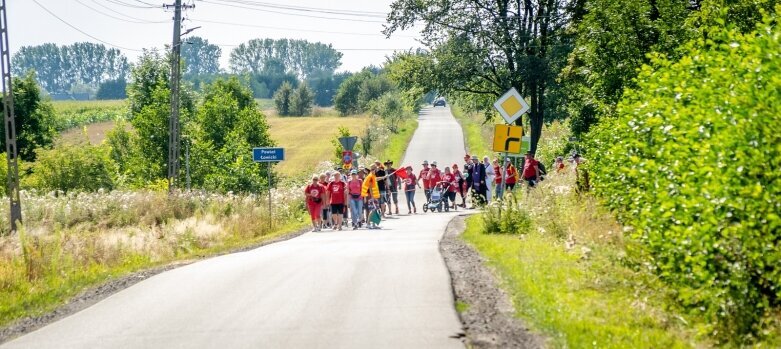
[253, 147, 285, 230]
[493, 87, 530, 201]
[338, 136, 358, 169]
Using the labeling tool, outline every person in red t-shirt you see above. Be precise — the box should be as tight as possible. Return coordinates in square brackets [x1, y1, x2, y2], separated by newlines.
[522, 151, 541, 188]
[418, 160, 431, 201]
[442, 167, 458, 210]
[505, 158, 518, 191]
[304, 176, 326, 232]
[427, 161, 443, 188]
[403, 166, 419, 214]
[327, 172, 348, 231]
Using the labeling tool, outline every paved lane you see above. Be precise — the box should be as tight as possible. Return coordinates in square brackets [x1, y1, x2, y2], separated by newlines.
[3, 106, 467, 349]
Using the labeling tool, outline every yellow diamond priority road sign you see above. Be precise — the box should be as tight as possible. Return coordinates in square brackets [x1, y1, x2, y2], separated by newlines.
[493, 87, 530, 125]
[493, 124, 524, 153]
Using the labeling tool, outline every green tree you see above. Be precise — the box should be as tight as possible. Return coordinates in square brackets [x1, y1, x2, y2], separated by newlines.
[96, 78, 127, 100]
[585, 12, 781, 339]
[562, 0, 781, 136]
[334, 71, 370, 115]
[181, 36, 222, 77]
[190, 77, 275, 193]
[290, 83, 313, 116]
[11, 42, 129, 94]
[369, 92, 407, 133]
[273, 81, 294, 116]
[385, 0, 571, 154]
[228, 38, 342, 79]
[0, 71, 57, 161]
[121, 50, 194, 183]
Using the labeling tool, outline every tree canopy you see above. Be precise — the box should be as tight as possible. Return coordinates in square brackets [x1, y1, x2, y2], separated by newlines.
[181, 36, 222, 77]
[11, 42, 129, 94]
[228, 38, 342, 79]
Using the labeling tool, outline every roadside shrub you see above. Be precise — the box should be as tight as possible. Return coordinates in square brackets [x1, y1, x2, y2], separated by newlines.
[482, 196, 532, 235]
[23, 137, 115, 193]
[273, 81, 293, 116]
[290, 83, 313, 116]
[585, 14, 781, 339]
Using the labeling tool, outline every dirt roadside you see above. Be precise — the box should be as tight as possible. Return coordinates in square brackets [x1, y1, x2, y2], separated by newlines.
[0, 227, 310, 344]
[441, 215, 547, 349]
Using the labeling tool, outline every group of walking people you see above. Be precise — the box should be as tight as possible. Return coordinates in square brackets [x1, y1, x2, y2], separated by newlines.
[303, 151, 549, 232]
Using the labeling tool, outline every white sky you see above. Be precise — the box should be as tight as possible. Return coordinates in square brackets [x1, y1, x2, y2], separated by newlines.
[8, 0, 424, 73]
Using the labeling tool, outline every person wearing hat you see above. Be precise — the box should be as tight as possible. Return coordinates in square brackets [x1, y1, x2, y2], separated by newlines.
[418, 160, 432, 201]
[403, 165, 419, 214]
[347, 169, 364, 229]
[427, 161, 443, 194]
[522, 151, 540, 188]
[374, 161, 389, 217]
[505, 157, 519, 191]
[470, 154, 487, 207]
[384, 160, 401, 215]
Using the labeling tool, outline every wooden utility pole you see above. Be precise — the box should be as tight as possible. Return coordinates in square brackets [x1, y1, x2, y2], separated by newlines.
[0, 0, 22, 232]
[164, 0, 193, 193]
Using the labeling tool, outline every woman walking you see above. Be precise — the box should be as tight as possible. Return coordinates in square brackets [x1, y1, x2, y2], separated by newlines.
[403, 166, 418, 214]
[483, 156, 495, 203]
[304, 176, 326, 232]
[347, 169, 364, 229]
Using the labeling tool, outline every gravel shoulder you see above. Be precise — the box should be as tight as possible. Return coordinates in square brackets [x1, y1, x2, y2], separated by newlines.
[441, 215, 547, 349]
[0, 227, 309, 344]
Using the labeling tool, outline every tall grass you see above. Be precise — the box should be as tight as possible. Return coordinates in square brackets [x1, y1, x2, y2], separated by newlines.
[468, 173, 703, 348]
[0, 188, 305, 327]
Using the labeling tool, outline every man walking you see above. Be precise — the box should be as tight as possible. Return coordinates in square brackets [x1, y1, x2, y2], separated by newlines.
[522, 151, 541, 189]
[384, 160, 401, 215]
[470, 155, 487, 207]
[326, 172, 348, 231]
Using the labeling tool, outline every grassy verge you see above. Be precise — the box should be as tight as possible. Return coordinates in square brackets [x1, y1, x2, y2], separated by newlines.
[0, 190, 306, 328]
[375, 118, 418, 165]
[450, 105, 494, 157]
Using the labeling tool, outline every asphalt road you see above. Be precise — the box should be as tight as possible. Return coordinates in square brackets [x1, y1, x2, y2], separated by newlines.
[3, 106, 467, 349]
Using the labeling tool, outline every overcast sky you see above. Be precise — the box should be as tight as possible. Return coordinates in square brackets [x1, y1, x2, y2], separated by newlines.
[8, 0, 423, 73]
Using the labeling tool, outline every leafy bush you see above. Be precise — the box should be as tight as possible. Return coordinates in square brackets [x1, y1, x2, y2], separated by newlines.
[585, 14, 781, 339]
[482, 196, 533, 235]
[290, 83, 313, 116]
[52, 100, 127, 131]
[23, 138, 115, 192]
[0, 72, 57, 161]
[273, 81, 293, 116]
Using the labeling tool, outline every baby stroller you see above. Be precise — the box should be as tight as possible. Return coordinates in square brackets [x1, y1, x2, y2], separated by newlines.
[423, 181, 450, 213]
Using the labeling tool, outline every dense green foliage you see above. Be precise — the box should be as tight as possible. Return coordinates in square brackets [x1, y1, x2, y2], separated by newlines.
[562, 0, 781, 136]
[0, 72, 57, 161]
[95, 79, 127, 100]
[586, 15, 781, 339]
[273, 81, 294, 116]
[52, 100, 126, 131]
[290, 84, 314, 116]
[181, 36, 222, 78]
[333, 70, 393, 115]
[189, 77, 275, 193]
[228, 38, 342, 79]
[24, 139, 114, 192]
[11, 42, 129, 95]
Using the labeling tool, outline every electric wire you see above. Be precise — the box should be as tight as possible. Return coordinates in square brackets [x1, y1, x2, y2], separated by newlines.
[31, 0, 144, 51]
[189, 18, 415, 38]
[200, 0, 385, 23]
[211, 0, 386, 18]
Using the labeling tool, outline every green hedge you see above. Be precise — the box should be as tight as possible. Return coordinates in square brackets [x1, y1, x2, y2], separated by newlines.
[585, 13, 780, 339]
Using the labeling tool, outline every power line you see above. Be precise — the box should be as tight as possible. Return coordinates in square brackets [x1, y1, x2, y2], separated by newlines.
[212, 0, 386, 18]
[189, 18, 415, 38]
[90, 0, 168, 22]
[74, 0, 167, 23]
[31, 0, 144, 51]
[103, 0, 158, 9]
[200, 0, 385, 23]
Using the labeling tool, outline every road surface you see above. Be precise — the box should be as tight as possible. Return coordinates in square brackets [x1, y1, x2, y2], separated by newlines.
[3, 106, 467, 349]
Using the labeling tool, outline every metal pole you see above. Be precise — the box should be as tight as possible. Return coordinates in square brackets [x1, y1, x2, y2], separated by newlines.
[267, 163, 272, 230]
[501, 152, 507, 200]
[166, 0, 187, 193]
[0, 0, 21, 232]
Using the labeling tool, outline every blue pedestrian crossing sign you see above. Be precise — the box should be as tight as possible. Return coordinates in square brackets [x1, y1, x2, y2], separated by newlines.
[253, 147, 285, 162]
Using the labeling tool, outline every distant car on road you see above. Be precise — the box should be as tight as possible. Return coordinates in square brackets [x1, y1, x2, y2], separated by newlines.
[433, 99, 446, 107]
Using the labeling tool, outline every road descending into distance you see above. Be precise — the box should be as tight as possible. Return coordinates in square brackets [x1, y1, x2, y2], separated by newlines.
[4, 106, 467, 349]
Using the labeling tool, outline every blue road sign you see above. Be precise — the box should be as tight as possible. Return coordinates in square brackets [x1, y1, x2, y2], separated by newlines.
[253, 147, 285, 162]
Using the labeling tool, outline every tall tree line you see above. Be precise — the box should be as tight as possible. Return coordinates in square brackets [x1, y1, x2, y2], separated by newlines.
[12, 42, 130, 94]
